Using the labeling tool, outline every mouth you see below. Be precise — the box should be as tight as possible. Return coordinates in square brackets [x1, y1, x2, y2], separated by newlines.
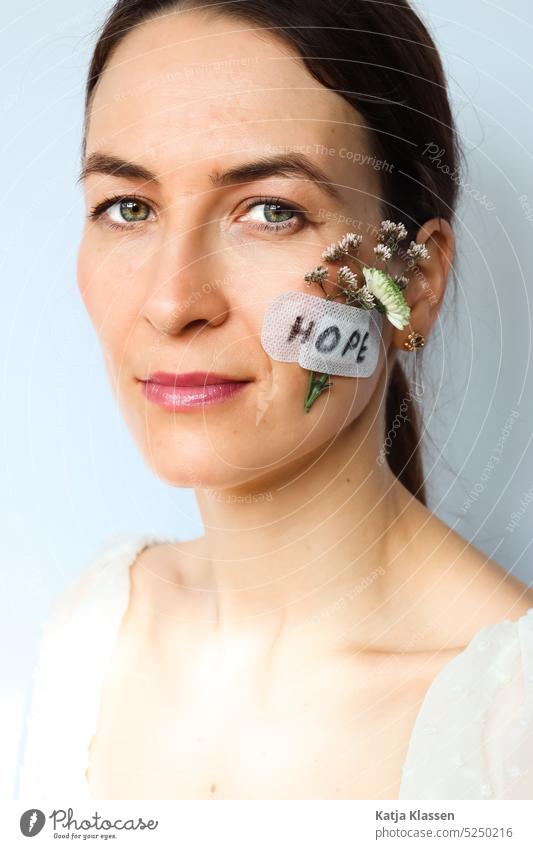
[138, 371, 253, 411]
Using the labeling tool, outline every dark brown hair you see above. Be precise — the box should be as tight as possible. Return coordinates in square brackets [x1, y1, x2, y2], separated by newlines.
[82, 0, 462, 505]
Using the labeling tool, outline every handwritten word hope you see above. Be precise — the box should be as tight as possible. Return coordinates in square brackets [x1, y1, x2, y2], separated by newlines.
[260, 291, 382, 378]
[288, 313, 370, 362]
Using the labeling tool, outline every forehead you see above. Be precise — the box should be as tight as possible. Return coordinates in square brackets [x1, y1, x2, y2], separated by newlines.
[86, 10, 374, 189]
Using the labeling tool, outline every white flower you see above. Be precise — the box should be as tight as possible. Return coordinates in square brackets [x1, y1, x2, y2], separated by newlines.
[362, 266, 411, 329]
[322, 242, 344, 262]
[405, 241, 430, 267]
[350, 284, 375, 310]
[378, 220, 408, 243]
[304, 264, 328, 285]
[337, 265, 358, 289]
[394, 274, 409, 290]
[374, 243, 392, 262]
[338, 232, 363, 254]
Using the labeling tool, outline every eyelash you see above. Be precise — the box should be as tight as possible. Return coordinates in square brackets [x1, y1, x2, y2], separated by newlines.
[87, 193, 154, 232]
[87, 193, 308, 234]
[238, 195, 307, 233]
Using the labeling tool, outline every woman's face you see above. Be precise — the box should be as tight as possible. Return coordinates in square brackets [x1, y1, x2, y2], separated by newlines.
[77, 10, 393, 490]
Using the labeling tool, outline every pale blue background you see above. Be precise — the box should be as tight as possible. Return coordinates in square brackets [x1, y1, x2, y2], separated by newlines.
[1, 0, 533, 798]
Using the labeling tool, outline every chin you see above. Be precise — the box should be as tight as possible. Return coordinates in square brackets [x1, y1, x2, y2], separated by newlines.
[141, 448, 274, 493]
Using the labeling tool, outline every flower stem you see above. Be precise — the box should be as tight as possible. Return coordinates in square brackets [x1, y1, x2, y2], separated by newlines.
[304, 371, 333, 412]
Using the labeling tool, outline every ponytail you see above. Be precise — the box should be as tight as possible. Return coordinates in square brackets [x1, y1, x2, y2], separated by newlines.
[385, 360, 426, 505]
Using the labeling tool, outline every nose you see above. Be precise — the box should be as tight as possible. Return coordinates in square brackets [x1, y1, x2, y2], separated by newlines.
[141, 230, 229, 336]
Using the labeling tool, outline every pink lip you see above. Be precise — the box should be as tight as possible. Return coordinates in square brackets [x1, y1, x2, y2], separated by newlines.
[139, 371, 252, 410]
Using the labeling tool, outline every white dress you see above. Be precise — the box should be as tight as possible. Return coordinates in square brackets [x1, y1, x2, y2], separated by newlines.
[16, 532, 533, 800]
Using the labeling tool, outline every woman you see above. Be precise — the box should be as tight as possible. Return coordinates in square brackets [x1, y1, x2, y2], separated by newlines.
[18, 0, 533, 800]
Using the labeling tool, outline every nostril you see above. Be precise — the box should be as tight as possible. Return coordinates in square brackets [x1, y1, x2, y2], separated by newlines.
[186, 318, 211, 332]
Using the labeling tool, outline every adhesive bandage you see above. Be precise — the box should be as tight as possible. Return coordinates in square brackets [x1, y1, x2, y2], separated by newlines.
[260, 291, 383, 378]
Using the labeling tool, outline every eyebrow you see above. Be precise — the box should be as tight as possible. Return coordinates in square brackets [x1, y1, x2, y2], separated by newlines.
[76, 151, 344, 202]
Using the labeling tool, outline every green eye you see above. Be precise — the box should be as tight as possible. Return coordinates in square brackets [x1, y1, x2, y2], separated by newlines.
[241, 196, 306, 233]
[262, 202, 294, 224]
[113, 198, 151, 223]
[88, 194, 156, 230]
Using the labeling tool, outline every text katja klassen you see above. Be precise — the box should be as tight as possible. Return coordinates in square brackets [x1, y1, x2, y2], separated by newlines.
[376, 810, 455, 822]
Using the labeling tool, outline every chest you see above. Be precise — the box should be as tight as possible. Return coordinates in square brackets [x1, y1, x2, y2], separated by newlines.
[85, 638, 437, 799]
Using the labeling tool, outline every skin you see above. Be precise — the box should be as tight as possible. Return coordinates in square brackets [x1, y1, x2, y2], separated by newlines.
[77, 10, 533, 799]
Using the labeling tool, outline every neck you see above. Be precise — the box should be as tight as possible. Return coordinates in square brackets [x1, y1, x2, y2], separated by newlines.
[192, 385, 424, 653]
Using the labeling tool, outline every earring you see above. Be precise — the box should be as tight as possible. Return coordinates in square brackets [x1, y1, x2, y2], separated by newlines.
[403, 329, 425, 351]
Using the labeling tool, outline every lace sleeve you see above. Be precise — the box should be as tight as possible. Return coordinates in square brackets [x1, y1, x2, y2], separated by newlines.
[17, 532, 155, 799]
[399, 609, 533, 800]
[485, 609, 533, 798]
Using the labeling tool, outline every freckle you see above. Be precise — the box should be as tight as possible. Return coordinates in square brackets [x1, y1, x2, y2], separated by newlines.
[210, 783, 216, 793]
[346, 478, 351, 482]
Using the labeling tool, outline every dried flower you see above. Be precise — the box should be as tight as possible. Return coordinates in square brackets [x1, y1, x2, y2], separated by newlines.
[348, 284, 375, 310]
[394, 274, 409, 290]
[338, 232, 363, 254]
[405, 241, 430, 269]
[374, 243, 392, 262]
[304, 264, 328, 285]
[301, 219, 425, 412]
[377, 220, 408, 244]
[337, 265, 358, 289]
[322, 242, 344, 262]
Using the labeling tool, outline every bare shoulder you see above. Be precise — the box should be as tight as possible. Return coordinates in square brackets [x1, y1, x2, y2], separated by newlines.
[405, 496, 533, 642]
[128, 535, 209, 615]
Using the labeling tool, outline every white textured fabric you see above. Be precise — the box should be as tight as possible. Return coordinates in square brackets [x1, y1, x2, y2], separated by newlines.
[17, 532, 170, 801]
[17, 533, 533, 800]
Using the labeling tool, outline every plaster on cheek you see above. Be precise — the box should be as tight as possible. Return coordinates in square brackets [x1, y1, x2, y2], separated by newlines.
[260, 291, 383, 378]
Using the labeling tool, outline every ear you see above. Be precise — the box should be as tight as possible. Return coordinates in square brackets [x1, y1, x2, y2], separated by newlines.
[391, 217, 455, 350]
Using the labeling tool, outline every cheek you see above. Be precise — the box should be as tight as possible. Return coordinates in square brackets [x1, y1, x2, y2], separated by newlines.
[76, 237, 95, 312]
[76, 236, 138, 373]
[261, 354, 382, 439]
[76, 236, 123, 323]
[335, 370, 381, 417]
[77, 232, 138, 305]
